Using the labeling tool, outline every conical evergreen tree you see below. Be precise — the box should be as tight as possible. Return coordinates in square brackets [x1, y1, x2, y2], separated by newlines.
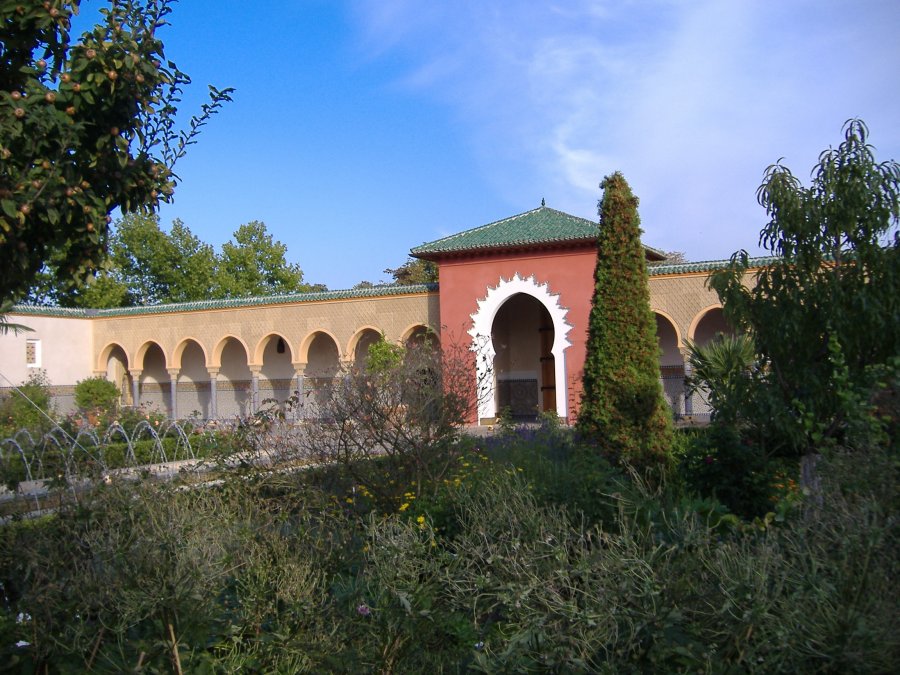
[577, 172, 673, 466]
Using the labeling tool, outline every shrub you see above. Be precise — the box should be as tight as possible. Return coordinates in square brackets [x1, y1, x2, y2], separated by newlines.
[0, 370, 54, 436]
[73, 376, 120, 414]
[296, 340, 478, 507]
[676, 423, 780, 519]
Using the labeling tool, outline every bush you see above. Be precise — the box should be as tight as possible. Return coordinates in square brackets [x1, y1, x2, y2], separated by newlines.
[677, 423, 781, 519]
[2, 424, 895, 672]
[0, 370, 54, 437]
[481, 418, 626, 527]
[73, 376, 120, 414]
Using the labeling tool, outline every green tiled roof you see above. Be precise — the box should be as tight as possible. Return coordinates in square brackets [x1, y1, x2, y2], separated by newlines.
[11, 283, 437, 317]
[411, 205, 667, 259]
[647, 256, 779, 276]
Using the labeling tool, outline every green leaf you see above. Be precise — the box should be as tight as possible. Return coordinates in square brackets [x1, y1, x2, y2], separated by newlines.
[1, 200, 18, 219]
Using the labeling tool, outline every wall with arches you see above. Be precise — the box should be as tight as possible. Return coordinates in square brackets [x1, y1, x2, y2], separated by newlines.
[3, 264, 757, 423]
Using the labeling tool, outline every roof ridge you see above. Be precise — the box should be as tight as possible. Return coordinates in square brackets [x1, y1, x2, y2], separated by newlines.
[411, 206, 545, 252]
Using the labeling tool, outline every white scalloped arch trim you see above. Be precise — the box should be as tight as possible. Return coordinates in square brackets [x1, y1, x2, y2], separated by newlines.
[468, 273, 572, 421]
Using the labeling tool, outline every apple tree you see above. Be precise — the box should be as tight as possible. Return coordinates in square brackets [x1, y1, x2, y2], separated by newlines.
[709, 119, 899, 455]
[0, 0, 232, 311]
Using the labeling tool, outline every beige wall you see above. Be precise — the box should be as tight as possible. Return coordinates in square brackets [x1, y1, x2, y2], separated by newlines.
[91, 291, 441, 374]
[0, 314, 94, 388]
[648, 271, 740, 350]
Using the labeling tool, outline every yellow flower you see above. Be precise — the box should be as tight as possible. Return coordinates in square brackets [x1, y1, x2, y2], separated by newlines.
[416, 515, 425, 524]
[345, 497, 354, 504]
[399, 502, 410, 512]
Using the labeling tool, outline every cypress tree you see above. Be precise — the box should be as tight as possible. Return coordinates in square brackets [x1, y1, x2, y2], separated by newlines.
[577, 172, 673, 466]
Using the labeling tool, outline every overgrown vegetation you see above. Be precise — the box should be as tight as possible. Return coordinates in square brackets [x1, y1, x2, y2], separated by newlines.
[0, 369, 55, 440]
[0, 429, 894, 672]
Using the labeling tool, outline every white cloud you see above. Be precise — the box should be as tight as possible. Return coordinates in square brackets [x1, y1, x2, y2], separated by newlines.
[351, 0, 900, 258]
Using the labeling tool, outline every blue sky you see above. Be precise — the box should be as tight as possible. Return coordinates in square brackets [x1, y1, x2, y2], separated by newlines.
[81, 0, 900, 290]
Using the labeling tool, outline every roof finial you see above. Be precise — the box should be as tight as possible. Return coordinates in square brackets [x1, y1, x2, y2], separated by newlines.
[541, 197, 545, 207]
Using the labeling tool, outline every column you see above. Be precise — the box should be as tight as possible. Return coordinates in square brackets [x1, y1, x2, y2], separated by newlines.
[292, 362, 306, 420]
[207, 368, 219, 420]
[129, 369, 142, 408]
[167, 368, 180, 420]
[681, 348, 693, 417]
[249, 365, 261, 414]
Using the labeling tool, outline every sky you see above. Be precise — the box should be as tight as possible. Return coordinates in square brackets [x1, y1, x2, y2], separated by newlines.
[79, 0, 900, 290]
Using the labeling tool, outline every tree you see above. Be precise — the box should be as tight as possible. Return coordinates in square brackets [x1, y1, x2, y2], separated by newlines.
[647, 250, 687, 266]
[0, 0, 232, 309]
[385, 257, 438, 285]
[25, 214, 318, 307]
[110, 210, 179, 304]
[709, 119, 899, 455]
[217, 220, 307, 297]
[576, 172, 673, 467]
[166, 217, 218, 302]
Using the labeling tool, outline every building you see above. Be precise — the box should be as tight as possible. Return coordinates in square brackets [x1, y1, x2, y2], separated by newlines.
[1, 205, 759, 424]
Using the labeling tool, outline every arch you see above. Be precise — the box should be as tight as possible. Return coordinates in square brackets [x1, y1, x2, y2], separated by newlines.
[135, 340, 169, 370]
[99, 343, 131, 406]
[211, 334, 251, 370]
[491, 293, 555, 419]
[257, 333, 295, 404]
[216, 336, 252, 418]
[401, 323, 439, 348]
[650, 308, 682, 349]
[302, 330, 343, 418]
[96, 341, 130, 374]
[298, 329, 341, 365]
[347, 326, 383, 364]
[172, 338, 210, 418]
[253, 332, 293, 366]
[469, 273, 573, 422]
[137, 342, 172, 416]
[654, 313, 683, 366]
[173, 337, 208, 369]
[689, 305, 735, 346]
[655, 312, 685, 414]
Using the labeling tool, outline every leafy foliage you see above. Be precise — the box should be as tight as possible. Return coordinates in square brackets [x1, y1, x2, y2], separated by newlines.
[686, 332, 756, 427]
[1, 412, 897, 671]
[709, 119, 900, 455]
[384, 256, 438, 285]
[28, 212, 314, 306]
[577, 171, 673, 468]
[676, 424, 780, 519]
[365, 333, 404, 375]
[217, 220, 307, 298]
[0, 0, 232, 307]
[73, 375, 119, 413]
[0, 369, 53, 436]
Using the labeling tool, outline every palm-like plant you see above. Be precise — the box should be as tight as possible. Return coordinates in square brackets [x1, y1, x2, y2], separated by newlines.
[686, 333, 757, 425]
